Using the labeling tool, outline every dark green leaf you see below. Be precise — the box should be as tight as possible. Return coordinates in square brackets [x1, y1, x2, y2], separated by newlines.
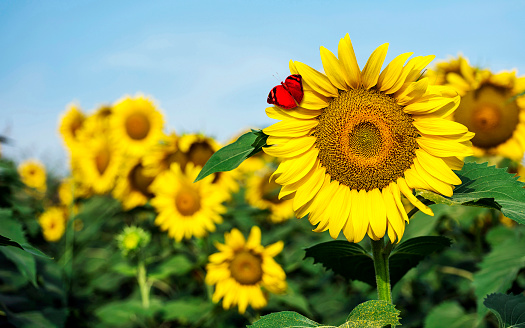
[416, 162, 525, 224]
[342, 300, 401, 328]
[473, 227, 525, 318]
[248, 311, 322, 328]
[0, 247, 37, 287]
[484, 293, 525, 327]
[19, 243, 52, 259]
[1, 305, 60, 328]
[303, 240, 375, 286]
[149, 254, 193, 279]
[162, 298, 214, 323]
[194, 130, 267, 182]
[0, 235, 23, 249]
[389, 236, 451, 286]
[95, 299, 162, 326]
[423, 301, 477, 328]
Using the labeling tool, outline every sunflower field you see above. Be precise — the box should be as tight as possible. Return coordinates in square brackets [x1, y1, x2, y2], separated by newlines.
[2, 34, 525, 328]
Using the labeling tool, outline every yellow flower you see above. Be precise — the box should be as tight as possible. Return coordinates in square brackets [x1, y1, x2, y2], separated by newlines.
[38, 207, 67, 242]
[430, 56, 525, 161]
[18, 159, 47, 193]
[177, 134, 240, 195]
[205, 226, 287, 314]
[141, 131, 182, 177]
[263, 34, 473, 243]
[112, 158, 155, 211]
[58, 103, 86, 153]
[116, 226, 151, 256]
[149, 163, 226, 242]
[110, 95, 165, 157]
[245, 168, 294, 223]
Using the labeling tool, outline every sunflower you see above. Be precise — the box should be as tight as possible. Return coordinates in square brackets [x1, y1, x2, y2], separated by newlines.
[110, 95, 165, 157]
[18, 159, 47, 193]
[430, 57, 525, 161]
[113, 158, 155, 210]
[38, 206, 67, 242]
[141, 131, 183, 177]
[205, 226, 287, 314]
[245, 167, 294, 223]
[58, 103, 86, 153]
[149, 163, 226, 241]
[426, 54, 488, 94]
[262, 34, 473, 243]
[177, 134, 240, 195]
[76, 118, 123, 194]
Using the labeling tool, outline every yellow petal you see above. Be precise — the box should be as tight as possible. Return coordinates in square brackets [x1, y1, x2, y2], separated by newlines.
[328, 184, 351, 239]
[361, 43, 389, 90]
[413, 158, 453, 197]
[415, 149, 462, 185]
[293, 165, 326, 211]
[413, 117, 469, 136]
[368, 188, 387, 239]
[295, 61, 339, 97]
[301, 90, 330, 110]
[263, 119, 318, 137]
[264, 136, 316, 158]
[320, 46, 348, 91]
[352, 189, 369, 242]
[417, 136, 473, 158]
[275, 150, 319, 185]
[377, 52, 413, 92]
[338, 34, 361, 89]
[397, 177, 434, 216]
[246, 226, 261, 249]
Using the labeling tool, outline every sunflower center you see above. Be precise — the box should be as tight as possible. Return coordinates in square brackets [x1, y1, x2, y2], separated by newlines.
[130, 164, 154, 197]
[95, 147, 111, 175]
[315, 88, 418, 191]
[188, 142, 215, 168]
[71, 118, 84, 137]
[229, 251, 263, 285]
[175, 187, 201, 216]
[125, 112, 151, 140]
[454, 84, 519, 149]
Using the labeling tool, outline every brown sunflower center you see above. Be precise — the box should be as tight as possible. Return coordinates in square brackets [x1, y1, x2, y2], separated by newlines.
[71, 118, 84, 138]
[125, 112, 151, 140]
[260, 173, 283, 204]
[95, 147, 111, 175]
[188, 142, 215, 167]
[175, 187, 201, 216]
[229, 251, 263, 285]
[454, 84, 520, 149]
[129, 164, 154, 197]
[315, 88, 418, 191]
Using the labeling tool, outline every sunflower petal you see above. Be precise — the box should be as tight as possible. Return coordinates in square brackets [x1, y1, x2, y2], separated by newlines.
[338, 34, 361, 89]
[377, 52, 413, 92]
[321, 46, 348, 91]
[295, 61, 339, 97]
[361, 43, 389, 90]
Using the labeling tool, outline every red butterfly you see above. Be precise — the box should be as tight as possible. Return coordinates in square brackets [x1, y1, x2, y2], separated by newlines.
[267, 74, 304, 109]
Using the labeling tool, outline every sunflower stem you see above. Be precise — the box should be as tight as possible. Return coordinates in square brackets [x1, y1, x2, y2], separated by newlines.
[137, 258, 151, 309]
[371, 237, 392, 303]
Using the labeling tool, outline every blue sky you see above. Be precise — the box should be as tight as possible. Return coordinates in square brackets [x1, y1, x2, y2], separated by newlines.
[1, 0, 524, 173]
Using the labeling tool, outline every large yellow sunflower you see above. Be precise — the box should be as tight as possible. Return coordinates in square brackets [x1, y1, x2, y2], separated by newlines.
[110, 95, 165, 157]
[245, 167, 294, 223]
[58, 103, 86, 153]
[263, 34, 473, 243]
[430, 57, 525, 161]
[205, 226, 287, 314]
[113, 157, 155, 210]
[38, 206, 67, 242]
[18, 159, 47, 193]
[141, 131, 183, 177]
[149, 163, 226, 241]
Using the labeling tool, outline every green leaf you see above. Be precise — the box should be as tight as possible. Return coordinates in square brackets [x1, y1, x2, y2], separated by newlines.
[423, 301, 477, 328]
[303, 241, 375, 286]
[484, 293, 525, 327]
[19, 243, 52, 259]
[248, 311, 323, 328]
[389, 236, 451, 286]
[473, 227, 525, 318]
[341, 300, 401, 328]
[95, 299, 162, 326]
[148, 254, 193, 279]
[0, 234, 23, 249]
[162, 298, 214, 324]
[416, 162, 525, 224]
[194, 130, 268, 182]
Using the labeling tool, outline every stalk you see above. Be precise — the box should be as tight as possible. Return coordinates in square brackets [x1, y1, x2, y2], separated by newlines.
[371, 237, 392, 303]
[137, 258, 151, 309]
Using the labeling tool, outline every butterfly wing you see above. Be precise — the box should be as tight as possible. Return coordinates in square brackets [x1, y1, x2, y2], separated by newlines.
[283, 74, 304, 105]
[267, 84, 298, 109]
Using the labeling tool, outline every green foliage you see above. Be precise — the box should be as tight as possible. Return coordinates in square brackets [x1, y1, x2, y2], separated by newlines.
[304, 237, 450, 287]
[423, 301, 477, 328]
[162, 298, 215, 324]
[194, 129, 268, 182]
[473, 226, 525, 318]
[484, 293, 525, 328]
[417, 162, 525, 224]
[249, 301, 400, 328]
[0, 234, 24, 249]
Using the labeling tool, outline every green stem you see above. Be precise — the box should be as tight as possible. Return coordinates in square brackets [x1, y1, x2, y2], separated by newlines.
[371, 237, 392, 303]
[137, 258, 150, 309]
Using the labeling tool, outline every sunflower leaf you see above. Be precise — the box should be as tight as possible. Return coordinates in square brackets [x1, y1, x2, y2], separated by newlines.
[303, 241, 375, 286]
[416, 162, 525, 224]
[423, 301, 477, 328]
[194, 130, 267, 182]
[247, 311, 325, 328]
[0, 234, 24, 250]
[389, 236, 451, 286]
[484, 293, 525, 328]
[341, 300, 401, 328]
[473, 226, 525, 319]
